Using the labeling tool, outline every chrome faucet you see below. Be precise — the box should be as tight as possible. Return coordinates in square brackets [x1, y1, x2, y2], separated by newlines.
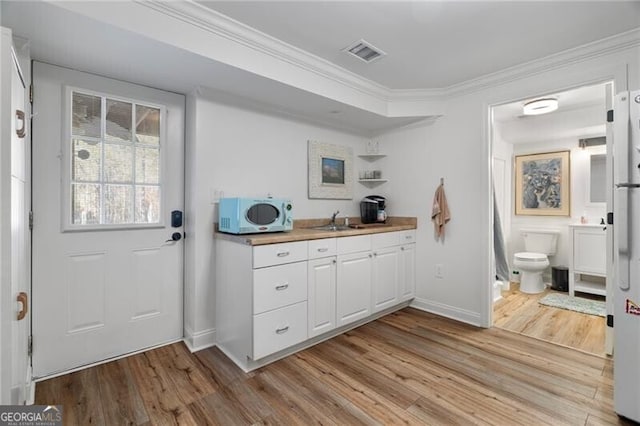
[330, 210, 340, 228]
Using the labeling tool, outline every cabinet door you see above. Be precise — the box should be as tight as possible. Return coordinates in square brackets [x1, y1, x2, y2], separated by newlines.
[372, 246, 399, 313]
[307, 257, 337, 338]
[336, 251, 372, 326]
[573, 228, 606, 275]
[398, 244, 416, 301]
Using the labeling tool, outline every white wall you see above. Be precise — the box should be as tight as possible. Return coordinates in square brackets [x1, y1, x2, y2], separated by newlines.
[184, 92, 370, 348]
[376, 45, 638, 327]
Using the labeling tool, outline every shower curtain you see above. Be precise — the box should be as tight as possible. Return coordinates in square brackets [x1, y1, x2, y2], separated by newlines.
[493, 186, 509, 282]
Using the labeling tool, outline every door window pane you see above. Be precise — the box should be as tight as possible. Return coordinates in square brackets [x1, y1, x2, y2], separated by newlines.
[136, 105, 160, 145]
[72, 139, 101, 182]
[68, 90, 163, 227]
[104, 143, 133, 183]
[72, 183, 101, 225]
[72, 93, 101, 138]
[135, 147, 159, 184]
[106, 99, 132, 142]
[104, 185, 133, 224]
[135, 186, 160, 224]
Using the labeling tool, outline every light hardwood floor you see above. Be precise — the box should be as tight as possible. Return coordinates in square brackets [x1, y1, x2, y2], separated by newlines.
[34, 308, 630, 425]
[494, 284, 606, 356]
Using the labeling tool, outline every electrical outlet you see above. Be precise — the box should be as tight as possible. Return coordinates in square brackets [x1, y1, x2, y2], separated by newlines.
[211, 188, 224, 204]
[435, 264, 444, 279]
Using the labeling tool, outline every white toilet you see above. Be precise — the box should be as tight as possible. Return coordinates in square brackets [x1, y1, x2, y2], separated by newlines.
[513, 229, 559, 294]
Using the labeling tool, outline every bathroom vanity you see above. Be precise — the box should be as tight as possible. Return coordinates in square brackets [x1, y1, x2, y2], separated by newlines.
[568, 224, 607, 296]
[214, 219, 416, 372]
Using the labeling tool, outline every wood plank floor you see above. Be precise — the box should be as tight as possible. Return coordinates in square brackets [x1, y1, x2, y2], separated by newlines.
[494, 284, 606, 356]
[35, 308, 631, 425]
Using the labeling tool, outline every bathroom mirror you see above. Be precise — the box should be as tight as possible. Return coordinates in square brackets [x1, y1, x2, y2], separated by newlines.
[589, 153, 606, 204]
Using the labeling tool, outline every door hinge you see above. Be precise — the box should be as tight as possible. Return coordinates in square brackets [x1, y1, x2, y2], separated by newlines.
[607, 314, 614, 328]
[29, 84, 33, 104]
[27, 335, 33, 357]
[607, 212, 613, 225]
[607, 109, 614, 123]
[29, 211, 33, 230]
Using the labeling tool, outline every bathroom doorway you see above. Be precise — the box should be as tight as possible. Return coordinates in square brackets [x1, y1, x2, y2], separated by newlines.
[490, 82, 612, 357]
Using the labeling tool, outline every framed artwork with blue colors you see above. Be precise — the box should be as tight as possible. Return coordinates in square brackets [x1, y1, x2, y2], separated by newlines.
[515, 150, 570, 216]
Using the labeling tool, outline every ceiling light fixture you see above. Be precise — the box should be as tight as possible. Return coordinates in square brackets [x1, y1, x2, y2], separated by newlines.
[523, 98, 559, 115]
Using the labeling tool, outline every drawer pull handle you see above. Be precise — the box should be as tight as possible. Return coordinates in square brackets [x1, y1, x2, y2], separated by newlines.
[405, 235, 412, 239]
[276, 251, 290, 257]
[317, 247, 328, 252]
[275, 326, 289, 334]
[275, 283, 289, 291]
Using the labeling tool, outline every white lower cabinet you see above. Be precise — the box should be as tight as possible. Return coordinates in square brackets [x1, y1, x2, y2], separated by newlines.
[216, 230, 416, 372]
[372, 246, 399, 313]
[398, 243, 416, 301]
[307, 256, 337, 338]
[336, 251, 373, 326]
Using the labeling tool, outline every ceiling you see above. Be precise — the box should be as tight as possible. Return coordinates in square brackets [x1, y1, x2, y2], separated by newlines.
[492, 83, 607, 122]
[201, 1, 640, 89]
[493, 83, 608, 144]
[0, 1, 425, 136]
[1, 1, 637, 136]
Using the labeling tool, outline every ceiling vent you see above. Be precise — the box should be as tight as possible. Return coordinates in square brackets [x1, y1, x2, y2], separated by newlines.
[343, 39, 386, 63]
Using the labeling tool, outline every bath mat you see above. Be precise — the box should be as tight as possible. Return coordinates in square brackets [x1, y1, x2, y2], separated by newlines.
[538, 293, 606, 317]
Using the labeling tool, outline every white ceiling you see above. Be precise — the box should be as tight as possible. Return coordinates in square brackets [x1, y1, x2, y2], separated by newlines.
[492, 83, 607, 122]
[200, 1, 640, 89]
[0, 1, 425, 136]
[493, 83, 608, 144]
[1, 1, 637, 135]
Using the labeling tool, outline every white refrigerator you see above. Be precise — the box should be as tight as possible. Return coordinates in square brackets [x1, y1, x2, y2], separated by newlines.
[614, 89, 640, 423]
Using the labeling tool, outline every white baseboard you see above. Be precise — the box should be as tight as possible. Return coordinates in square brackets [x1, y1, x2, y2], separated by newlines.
[410, 297, 482, 327]
[183, 327, 216, 352]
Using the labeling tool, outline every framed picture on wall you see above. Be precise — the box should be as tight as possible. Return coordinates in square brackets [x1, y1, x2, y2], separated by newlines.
[515, 150, 570, 216]
[308, 140, 353, 199]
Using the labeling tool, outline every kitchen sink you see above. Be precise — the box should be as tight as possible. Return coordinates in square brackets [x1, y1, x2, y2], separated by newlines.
[309, 224, 352, 232]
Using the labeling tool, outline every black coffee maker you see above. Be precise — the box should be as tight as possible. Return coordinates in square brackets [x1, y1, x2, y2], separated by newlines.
[360, 195, 387, 224]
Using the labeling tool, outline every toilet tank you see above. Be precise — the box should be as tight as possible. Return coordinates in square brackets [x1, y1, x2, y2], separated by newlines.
[521, 229, 560, 255]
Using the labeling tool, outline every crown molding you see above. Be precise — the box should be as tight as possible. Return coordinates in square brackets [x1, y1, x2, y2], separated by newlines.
[136, 0, 391, 102]
[136, 1, 638, 114]
[443, 27, 640, 98]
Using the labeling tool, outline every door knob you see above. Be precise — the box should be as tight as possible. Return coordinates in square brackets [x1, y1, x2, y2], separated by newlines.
[165, 232, 182, 242]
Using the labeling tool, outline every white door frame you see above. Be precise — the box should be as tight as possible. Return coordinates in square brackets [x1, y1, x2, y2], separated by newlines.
[0, 25, 15, 406]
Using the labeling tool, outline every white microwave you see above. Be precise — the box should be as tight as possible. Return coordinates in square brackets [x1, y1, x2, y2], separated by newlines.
[218, 197, 293, 234]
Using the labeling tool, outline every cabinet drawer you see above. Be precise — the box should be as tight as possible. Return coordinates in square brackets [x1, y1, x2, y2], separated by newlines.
[398, 230, 416, 244]
[252, 301, 307, 360]
[372, 231, 400, 249]
[253, 241, 308, 268]
[337, 235, 371, 254]
[253, 262, 307, 314]
[308, 238, 337, 259]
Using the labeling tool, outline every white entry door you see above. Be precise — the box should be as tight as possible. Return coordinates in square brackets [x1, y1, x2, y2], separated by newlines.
[31, 62, 184, 378]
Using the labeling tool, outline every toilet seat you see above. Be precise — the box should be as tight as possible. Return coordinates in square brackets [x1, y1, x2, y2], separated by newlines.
[514, 252, 547, 262]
